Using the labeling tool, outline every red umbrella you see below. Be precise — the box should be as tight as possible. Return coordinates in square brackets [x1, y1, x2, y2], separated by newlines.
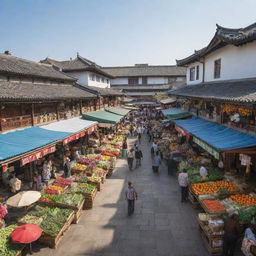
[11, 224, 42, 244]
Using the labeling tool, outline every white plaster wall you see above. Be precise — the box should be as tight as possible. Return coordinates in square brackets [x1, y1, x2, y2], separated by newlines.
[109, 78, 128, 85]
[204, 41, 256, 82]
[147, 77, 167, 84]
[186, 61, 203, 85]
[67, 71, 89, 85]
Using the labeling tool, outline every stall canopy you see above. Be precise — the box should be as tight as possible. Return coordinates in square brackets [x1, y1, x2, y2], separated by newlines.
[0, 127, 70, 162]
[82, 110, 123, 124]
[160, 97, 176, 105]
[173, 117, 256, 151]
[105, 107, 130, 116]
[41, 117, 97, 133]
[161, 108, 191, 120]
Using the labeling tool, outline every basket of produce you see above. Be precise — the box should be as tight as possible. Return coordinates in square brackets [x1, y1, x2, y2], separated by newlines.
[88, 176, 101, 191]
[230, 194, 256, 207]
[25, 205, 74, 248]
[201, 199, 226, 214]
[0, 225, 24, 256]
[191, 181, 238, 196]
[71, 164, 87, 173]
[18, 215, 43, 226]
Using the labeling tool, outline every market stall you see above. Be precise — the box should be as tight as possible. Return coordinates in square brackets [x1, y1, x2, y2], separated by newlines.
[161, 108, 192, 120]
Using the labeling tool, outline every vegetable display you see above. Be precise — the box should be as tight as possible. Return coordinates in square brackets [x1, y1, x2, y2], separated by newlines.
[202, 199, 225, 213]
[40, 193, 83, 207]
[0, 225, 23, 256]
[238, 206, 256, 224]
[230, 194, 256, 206]
[18, 215, 43, 225]
[69, 183, 96, 195]
[28, 205, 73, 236]
[191, 181, 238, 195]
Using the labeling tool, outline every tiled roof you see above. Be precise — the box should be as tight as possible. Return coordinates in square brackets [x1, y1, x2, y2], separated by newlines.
[177, 22, 256, 66]
[111, 84, 171, 90]
[168, 78, 256, 104]
[0, 81, 96, 102]
[103, 65, 186, 77]
[75, 84, 123, 96]
[42, 55, 113, 78]
[0, 54, 75, 81]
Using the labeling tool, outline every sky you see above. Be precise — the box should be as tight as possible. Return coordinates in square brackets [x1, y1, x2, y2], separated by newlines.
[0, 0, 256, 66]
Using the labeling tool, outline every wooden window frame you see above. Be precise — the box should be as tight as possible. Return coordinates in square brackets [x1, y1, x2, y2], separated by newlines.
[128, 77, 139, 85]
[214, 59, 221, 79]
[196, 65, 199, 80]
[189, 67, 195, 81]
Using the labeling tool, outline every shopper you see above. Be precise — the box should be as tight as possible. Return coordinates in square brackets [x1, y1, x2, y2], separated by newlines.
[42, 158, 52, 186]
[63, 150, 71, 178]
[167, 155, 178, 176]
[129, 124, 134, 137]
[127, 149, 134, 171]
[242, 224, 256, 256]
[33, 171, 43, 191]
[152, 151, 161, 173]
[222, 214, 240, 256]
[122, 138, 128, 158]
[178, 169, 188, 202]
[9, 173, 21, 193]
[125, 181, 138, 216]
[135, 146, 143, 168]
[199, 165, 208, 179]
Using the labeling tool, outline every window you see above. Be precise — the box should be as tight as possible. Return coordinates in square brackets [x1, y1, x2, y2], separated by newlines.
[142, 77, 147, 85]
[214, 59, 221, 79]
[96, 76, 100, 82]
[128, 77, 139, 85]
[101, 77, 105, 83]
[189, 67, 195, 81]
[196, 65, 199, 80]
[91, 75, 95, 81]
[106, 79, 109, 84]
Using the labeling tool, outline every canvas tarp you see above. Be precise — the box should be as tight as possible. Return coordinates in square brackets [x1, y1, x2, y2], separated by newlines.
[161, 108, 191, 120]
[82, 110, 123, 124]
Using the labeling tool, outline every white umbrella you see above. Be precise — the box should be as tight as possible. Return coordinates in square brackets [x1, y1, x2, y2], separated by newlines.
[7, 191, 41, 208]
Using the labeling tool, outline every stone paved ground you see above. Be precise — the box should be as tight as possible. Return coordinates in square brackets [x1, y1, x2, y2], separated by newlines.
[32, 134, 242, 256]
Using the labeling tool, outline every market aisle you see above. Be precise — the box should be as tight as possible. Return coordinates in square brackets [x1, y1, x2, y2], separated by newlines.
[33, 135, 212, 256]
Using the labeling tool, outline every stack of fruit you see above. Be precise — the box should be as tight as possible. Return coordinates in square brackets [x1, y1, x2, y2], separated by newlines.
[230, 194, 256, 207]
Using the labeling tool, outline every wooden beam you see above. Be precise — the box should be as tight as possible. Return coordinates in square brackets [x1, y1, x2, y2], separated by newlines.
[56, 103, 60, 121]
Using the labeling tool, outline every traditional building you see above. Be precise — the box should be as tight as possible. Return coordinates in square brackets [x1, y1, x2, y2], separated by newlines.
[0, 52, 97, 132]
[103, 64, 186, 99]
[169, 22, 256, 171]
[41, 54, 113, 89]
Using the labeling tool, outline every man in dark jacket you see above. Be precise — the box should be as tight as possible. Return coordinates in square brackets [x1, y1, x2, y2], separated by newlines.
[135, 146, 143, 168]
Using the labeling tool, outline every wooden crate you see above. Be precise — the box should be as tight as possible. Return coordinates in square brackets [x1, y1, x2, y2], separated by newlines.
[101, 173, 107, 184]
[88, 181, 101, 191]
[107, 168, 113, 177]
[188, 189, 200, 209]
[83, 188, 97, 209]
[200, 200, 226, 215]
[39, 211, 75, 249]
[38, 199, 85, 224]
[198, 219, 223, 255]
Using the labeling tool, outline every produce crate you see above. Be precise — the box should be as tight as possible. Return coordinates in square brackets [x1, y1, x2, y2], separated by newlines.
[38, 199, 85, 224]
[88, 181, 101, 191]
[101, 173, 107, 184]
[107, 168, 113, 177]
[188, 186, 200, 209]
[83, 187, 97, 209]
[39, 210, 75, 249]
[200, 200, 226, 215]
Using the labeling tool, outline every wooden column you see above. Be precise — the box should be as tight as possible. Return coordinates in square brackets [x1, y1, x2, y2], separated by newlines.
[79, 101, 82, 115]
[31, 103, 35, 126]
[56, 103, 60, 121]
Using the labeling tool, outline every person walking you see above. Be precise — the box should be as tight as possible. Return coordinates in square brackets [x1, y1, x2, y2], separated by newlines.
[125, 181, 138, 216]
[127, 149, 134, 171]
[178, 169, 189, 202]
[152, 151, 161, 173]
[122, 137, 128, 158]
[135, 146, 143, 168]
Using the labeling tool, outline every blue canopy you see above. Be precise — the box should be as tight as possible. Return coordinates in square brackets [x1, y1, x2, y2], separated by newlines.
[161, 108, 191, 120]
[0, 127, 70, 161]
[173, 117, 256, 151]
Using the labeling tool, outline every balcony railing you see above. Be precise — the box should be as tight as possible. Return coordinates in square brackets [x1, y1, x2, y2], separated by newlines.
[1, 115, 32, 131]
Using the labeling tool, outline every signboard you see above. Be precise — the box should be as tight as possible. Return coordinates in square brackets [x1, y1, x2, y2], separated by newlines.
[193, 137, 220, 160]
[87, 125, 96, 135]
[240, 154, 252, 166]
[63, 131, 86, 145]
[21, 145, 56, 166]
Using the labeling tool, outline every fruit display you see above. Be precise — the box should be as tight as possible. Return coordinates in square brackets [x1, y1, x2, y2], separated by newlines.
[55, 177, 73, 186]
[77, 177, 89, 183]
[88, 176, 101, 183]
[230, 194, 256, 207]
[0, 225, 24, 256]
[43, 183, 67, 195]
[97, 160, 111, 170]
[40, 192, 83, 207]
[28, 205, 73, 236]
[86, 154, 103, 161]
[71, 174, 87, 181]
[111, 135, 125, 143]
[71, 163, 87, 172]
[202, 199, 226, 213]
[77, 157, 97, 166]
[191, 181, 238, 195]
[93, 167, 107, 176]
